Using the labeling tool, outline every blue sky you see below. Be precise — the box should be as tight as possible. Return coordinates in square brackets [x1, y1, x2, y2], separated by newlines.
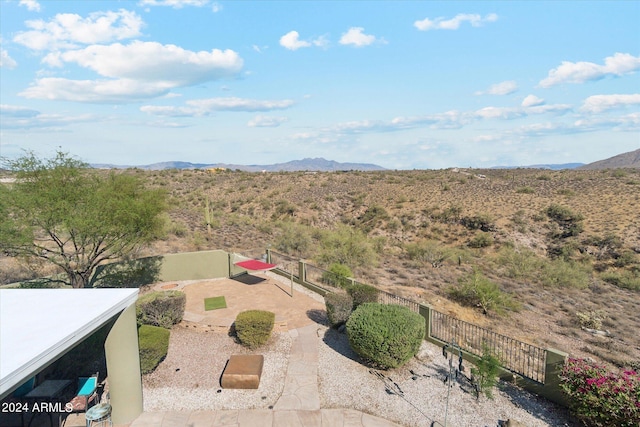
[1, 0, 639, 169]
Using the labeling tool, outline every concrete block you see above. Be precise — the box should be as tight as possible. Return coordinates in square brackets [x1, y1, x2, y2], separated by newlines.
[221, 355, 264, 389]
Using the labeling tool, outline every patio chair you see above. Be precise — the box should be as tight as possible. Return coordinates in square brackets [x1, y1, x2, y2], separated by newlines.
[64, 372, 99, 421]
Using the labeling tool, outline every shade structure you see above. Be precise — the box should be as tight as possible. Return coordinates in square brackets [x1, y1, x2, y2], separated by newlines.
[234, 260, 277, 271]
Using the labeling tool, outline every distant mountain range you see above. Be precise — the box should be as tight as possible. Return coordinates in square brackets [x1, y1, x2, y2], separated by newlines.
[578, 148, 640, 170]
[90, 149, 640, 172]
[92, 157, 387, 172]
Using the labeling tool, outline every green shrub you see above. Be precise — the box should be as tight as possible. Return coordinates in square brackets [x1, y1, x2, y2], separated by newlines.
[468, 232, 494, 248]
[471, 344, 501, 399]
[346, 283, 378, 309]
[318, 225, 378, 269]
[356, 205, 389, 233]
[321, 263, 353, 288]
[138, 325, 170, 374]
[460, 214, 495, 232]
[448, 269, 519, 315]
[346, 303, 425, 369]
[325, 292, 353, 328]
[560, 358, 640, 426]
[545, 204, 584, 238]
[540, 259, 591, 289]
[495, 247, 542, 280]
[136, 290, 186, 328]
[404, 240, 450, 267]
[601, 271, 640, 291]
[516, 186, 535, 194]
[234, 310, 275, 349]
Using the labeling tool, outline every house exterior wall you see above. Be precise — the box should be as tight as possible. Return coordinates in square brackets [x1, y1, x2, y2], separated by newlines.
[104, 304, 143, 424]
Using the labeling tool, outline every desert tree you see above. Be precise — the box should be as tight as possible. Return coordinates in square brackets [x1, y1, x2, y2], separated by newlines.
[0, 151, 167, 288]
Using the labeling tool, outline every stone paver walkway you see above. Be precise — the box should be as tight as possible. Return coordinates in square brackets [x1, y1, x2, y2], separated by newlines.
[273, 324, 320, 411]
[129, 408, 400, 426]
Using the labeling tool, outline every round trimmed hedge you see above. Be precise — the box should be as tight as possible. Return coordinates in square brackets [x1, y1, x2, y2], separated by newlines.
[346, 303, 425, 369]
[136, 290, 185, 329]
[234, 310, 275, 349]
[325, 291, 353, 328]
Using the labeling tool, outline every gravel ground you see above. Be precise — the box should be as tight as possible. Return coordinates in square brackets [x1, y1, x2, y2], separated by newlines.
[142, 275, 579, 426]
[143, 327, 292, 411]
[318, 327, 578, 427]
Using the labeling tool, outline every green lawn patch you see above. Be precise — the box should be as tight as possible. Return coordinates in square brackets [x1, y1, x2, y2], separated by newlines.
[204, 296, 227, 311]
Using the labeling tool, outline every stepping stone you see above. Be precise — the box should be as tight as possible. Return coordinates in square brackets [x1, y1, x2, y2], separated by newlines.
[221, 355, 264, 389]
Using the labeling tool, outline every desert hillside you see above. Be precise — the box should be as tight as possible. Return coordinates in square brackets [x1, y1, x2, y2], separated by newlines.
[579, 148, 640, 170]
[3, 167, 639, 369]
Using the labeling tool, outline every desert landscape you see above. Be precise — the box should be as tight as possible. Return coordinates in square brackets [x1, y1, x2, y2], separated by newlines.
[2, 161, 638, 370]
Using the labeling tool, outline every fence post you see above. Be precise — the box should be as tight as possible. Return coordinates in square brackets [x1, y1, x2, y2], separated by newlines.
[542, 348, 568, 405]
[298, 261, 306, 283]
[418, 303, 431, 340]
[266, 248, 272, 263]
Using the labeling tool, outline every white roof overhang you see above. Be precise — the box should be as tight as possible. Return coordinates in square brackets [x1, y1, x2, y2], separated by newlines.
[0, 288, 138, 399]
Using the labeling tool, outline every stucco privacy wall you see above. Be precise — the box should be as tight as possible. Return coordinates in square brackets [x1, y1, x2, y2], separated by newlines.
[91, 250, 233, 287]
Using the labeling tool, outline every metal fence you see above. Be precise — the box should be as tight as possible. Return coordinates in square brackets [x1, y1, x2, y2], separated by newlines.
[268, 251, 300, 280]
[375, 288, 421, 313]
[430, 309, 547, 383]
[244, 249, 548, 384]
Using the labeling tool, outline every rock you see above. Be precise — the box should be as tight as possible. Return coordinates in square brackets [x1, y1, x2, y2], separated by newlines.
[221, 354, 264, 389]
[498, 418, 527, 427]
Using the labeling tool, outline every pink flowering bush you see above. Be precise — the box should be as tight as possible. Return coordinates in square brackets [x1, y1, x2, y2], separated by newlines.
[559, 358, 640, 426]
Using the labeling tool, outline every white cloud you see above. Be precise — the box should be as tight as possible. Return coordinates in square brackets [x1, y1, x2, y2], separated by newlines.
[0, 104, 96, 129]
[539, 53, 640, 88]
[521, 94, 545, 107]
[0, 104, 40, 117]
[414, 13, 498, 31]
[581, 94, 640, 113]
[13, 9, 144, 51]
[279, 31, 310, 50]
[22, 41, 243, 103]
[141, 97, 295, 116]
[19, 0, 41, 12]
[475, 106, 525, 120]
[211, 2, 222, 12]
[20, 78, 176, 103]
[1, 41, 17, 69]
[247, 115, 288, 127]
[187, 97, 294, 112]
[44, 41, 242, 84]
[339, 27, 380, 47]
[138, 0, 210, 8]
[279, 31, 327, 50]
[139, 105, 198, 117]
[475, 80, 518, 95]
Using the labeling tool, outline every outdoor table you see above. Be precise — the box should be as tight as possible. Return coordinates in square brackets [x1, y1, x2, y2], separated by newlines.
[24, 379, 72, 427]
[84, 402, 112, 427]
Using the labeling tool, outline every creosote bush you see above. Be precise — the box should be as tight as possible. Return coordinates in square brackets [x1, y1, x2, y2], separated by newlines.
[448, 269, 519, 315]
[234, 310, 275, 349]
[136, 290, 186, 328]
[346, 303, 425, 369]
[138, 324, 170, 374]
[324, 291, 353, 328]
[321, 263, 353, 288]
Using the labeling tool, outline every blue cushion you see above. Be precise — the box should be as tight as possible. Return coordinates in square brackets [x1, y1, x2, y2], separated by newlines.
[77, 377, 97, 396]
[13, 377, 35, 397]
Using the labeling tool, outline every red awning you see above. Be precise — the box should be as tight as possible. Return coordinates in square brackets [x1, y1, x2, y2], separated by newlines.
[234, 260, 277, 271]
